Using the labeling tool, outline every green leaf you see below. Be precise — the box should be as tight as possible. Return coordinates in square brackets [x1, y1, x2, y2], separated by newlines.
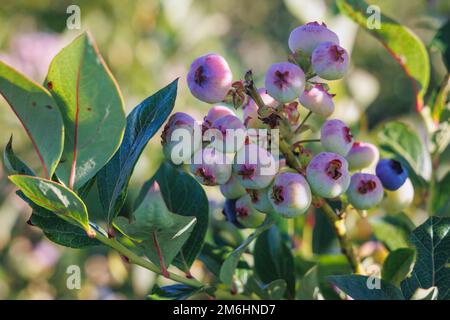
[382, 248, 416, 287]
[219, 218, 274, 285]
[429, 74, 450, 123]
[0, 61, 63, 178]
[148, 284, 202, 300]
[297, 266, 320, 300]
[316, 254, 352, 300]
[3, 136, 35, 176]
[370, 213, 415, 250]
[97, 80, 177, 226]
[328, 275, 405, 300]
[246, 277, 287, 300]
[432, 172, 450, 216]
[410, 287, 439, 300]
[254, 227, 296, 299]
[17, 191, 99, 248]
[401, 216, 450, 300]
[378, 121, 432, 181]
[9, 175, 91, 233]
[337, 0, 430, 112]
[199, 243, 249, 278]
[151, 162, 208, 270]
[114, 185, 196, 268]
[431, 19, 450, 70]
[46, 32, 126, 189]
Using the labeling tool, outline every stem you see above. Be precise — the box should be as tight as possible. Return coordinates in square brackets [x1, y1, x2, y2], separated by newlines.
[295, 110, 312, 134]
[94, 232, 204, 288]
[244, 70, 266, 109]
[152, 230, 169, 278]
[319, 201, 364, 274]
[278, 139, 364, 274]
[296, 139, 320, 144]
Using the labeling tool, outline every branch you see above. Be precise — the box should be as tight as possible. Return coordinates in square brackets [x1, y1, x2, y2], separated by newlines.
[94, 232, 205, 288]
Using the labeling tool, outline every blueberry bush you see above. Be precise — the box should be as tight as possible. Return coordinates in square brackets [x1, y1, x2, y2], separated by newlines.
[0, 0, 449, 300]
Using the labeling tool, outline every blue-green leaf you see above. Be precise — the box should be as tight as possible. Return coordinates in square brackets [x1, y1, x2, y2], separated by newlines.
[328, 275, 405, 300]
[97, 80, 178, 226]
[401, 217, 450, 300]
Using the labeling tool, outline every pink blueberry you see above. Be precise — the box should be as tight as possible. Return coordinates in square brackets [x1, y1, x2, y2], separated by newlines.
[187, 53, 232, 103]
[220, 174, 247, 200]
[243, 88, 277, 129]
[268, 172, 312, 218]
[207, 114, 246, 153]
[346, 173, 384, 210]
[306, 152, 350, 198]
[265, 62, 305, 103]
[190, 148, 231, 186]
[235, 194, 266, 228]
[299, 84, 335, 118]
[312, 42, 349, 80]
[203, 105, 236, 131]
[288, 22, 340, 55]
[161, 112, 202, 164]
[346, 142, 379, 171]
[246, 187, 275, 214]
[233, 143, 276, 190]
[320, 119, 354, 156]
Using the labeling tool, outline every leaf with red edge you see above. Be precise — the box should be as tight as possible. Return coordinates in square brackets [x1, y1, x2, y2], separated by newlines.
[0, 61, 63, 178]
[46, 32, 126, 189]
[337, 0, 430, 112]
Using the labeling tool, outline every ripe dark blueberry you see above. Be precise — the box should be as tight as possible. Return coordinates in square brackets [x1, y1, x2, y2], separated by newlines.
[375, 159, 408, 191]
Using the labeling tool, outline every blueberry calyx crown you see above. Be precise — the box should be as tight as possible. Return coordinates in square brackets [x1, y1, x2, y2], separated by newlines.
[357, 179, 377, 194]
[196, 167, 215, 185]
[194, 65, 207, 86]
[390, 159, 404, 175]
[326, 159, 343, 180]
[271, 185, 284, 204]
[274, 70, 290, 89]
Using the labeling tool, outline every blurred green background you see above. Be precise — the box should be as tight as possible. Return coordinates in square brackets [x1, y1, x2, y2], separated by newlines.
[0, 0, 448, 299]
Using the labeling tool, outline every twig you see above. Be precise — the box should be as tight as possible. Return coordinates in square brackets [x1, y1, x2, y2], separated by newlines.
[94, 232, 205, 288]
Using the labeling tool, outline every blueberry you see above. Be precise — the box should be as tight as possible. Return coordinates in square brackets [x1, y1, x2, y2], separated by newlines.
[375, 159, 408, 191]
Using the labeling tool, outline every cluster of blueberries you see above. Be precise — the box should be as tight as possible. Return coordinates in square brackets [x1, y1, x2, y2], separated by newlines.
[161, 22, 414, 229]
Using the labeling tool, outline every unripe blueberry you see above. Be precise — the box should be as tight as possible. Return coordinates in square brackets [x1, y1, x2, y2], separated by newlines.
[190, 148, 231, 186]
[207, 114, 246, 153]
[187, 53, 232, 103]
[288, 22, 340, 56]
[220, 174, 247, 200]
[247, 187, 275, 214]
[375, 159, 408, 191]
[233, 143, 277, 190]
[306, 152, 350, 198]
[268, 172, 312, 218]
[381, 178, 414, 213]
[235, 194, 266, 228]
[346, 142, 379, 171]
[265, 62, 305, 103]
[299, 84, 335, 118]
[222, 198, 245, 229]
[312, 42, 349, 80]
[243, 88, 277, 129]
[203, 105, 236, 131]
[320, 119, 353, 156]
[346, 173, 383, 210]
[161, 112, 202, 164]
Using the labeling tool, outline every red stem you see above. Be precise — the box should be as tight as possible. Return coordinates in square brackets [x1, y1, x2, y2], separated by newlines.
[152, 230, 169, 278]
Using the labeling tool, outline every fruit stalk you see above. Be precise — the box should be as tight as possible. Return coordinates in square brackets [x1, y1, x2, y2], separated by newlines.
[277, 106, 364, 275]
